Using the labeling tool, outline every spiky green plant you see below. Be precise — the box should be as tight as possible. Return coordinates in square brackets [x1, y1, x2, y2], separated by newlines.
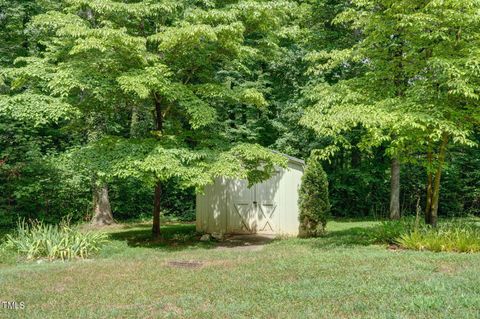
[2, 219, 108, 261]
[396, 222, 480, 253]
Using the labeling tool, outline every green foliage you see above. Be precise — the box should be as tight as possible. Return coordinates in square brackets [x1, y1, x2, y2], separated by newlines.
[0, 93, 78, 126]
[371, 218, 480, 253]
[0, 115, 91, 227]
[372, 218, 418, 244]
[0, 0, 59, 66]
[69, 137, 287, 190]
[299, 0, 480, 220]
[2, 219, 108, 261]
[210, 144, 287, 185]
[441, 135, 480, 216]
[323, 138, 480, 219]
[396, 222, 480, 253]
[298, 155, 330, 237]
[305, 1, 480, 149]
[1, 0, 479, 225]
[108, 177, 196, 222]
[0, 0, 296, 226]
[324, 140, 391, 218]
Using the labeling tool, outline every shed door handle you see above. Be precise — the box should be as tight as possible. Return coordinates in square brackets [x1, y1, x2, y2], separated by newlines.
[253, 201, 258, 205]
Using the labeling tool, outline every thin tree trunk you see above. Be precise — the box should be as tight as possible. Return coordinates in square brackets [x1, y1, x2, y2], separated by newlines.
[130, 104, 139, 138]
[389, 25, 405, 221]
[414, 194, 421, 230]
[389, 157, 401, 219]
[152, 181, 162, 239]
[152, 94, 163, 238]
[425, 150, 433, 224]
[91, 184, 114, 226]
[429, 134, 449, 227]
[154, 94, 163, 132]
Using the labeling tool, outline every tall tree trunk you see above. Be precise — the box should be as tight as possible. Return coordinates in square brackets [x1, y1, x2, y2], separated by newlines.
[152, 181, 162, 238]
[428, 134, 449, 227]
[389, 157, 401, 219]
[425, 150, 433, 224]
[389, 25, 405, 221]
[152, 94, 163, 238]
[130, 104, 139, 138]
[91, 184, 114, 226]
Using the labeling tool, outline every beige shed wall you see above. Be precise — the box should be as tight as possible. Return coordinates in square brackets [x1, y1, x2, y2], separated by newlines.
[196, 160, 303, 236]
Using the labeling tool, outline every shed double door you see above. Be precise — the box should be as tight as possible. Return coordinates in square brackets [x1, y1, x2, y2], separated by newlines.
[228, 178, 278, 234]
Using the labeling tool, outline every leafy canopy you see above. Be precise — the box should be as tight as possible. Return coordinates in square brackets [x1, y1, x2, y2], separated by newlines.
[302, 0, 480, 162]
[3, 0, 294, 190]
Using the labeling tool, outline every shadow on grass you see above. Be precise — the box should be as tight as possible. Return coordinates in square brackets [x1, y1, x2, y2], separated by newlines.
[106, 223, 214, 250]
[106, 223, 279, 251]
[293, 224, 387, 249]
[107, 221, 385, 251]
[110, 217, 480, 251]
[322, 227, 379, 246]
[298, 217, 480, 249]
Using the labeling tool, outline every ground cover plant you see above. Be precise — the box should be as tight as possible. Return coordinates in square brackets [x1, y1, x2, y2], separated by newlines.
[396, 221, 480, 253]
[1, 219, 108, 261]
[366, 218, 480, 253]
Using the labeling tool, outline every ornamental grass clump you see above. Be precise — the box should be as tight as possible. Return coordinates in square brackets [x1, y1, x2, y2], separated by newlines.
[396, 222, 480, 253]
[2, 219, 108, 261]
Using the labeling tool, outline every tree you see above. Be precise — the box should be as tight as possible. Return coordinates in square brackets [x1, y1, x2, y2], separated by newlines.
[2, 0, 477, 229]
[91, 184, 114, 226]
[298, 154, 330, 237]
[301, 0, 480, 226]
[271, 0, 357, 157]
[7, 0, 292, 237]
[0, 0, 61, 66]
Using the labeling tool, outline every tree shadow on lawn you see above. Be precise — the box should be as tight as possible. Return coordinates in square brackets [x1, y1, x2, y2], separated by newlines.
[106, 223, 214, 250]
[106, 218, 480, 252]
[107, 222, 380, 251]
[296, 224, 386, 249]
[107, 223, 277, 251]
[294, 217, 480, 250]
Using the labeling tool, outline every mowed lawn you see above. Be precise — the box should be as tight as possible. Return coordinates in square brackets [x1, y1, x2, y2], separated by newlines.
[1, 220, 480, 319]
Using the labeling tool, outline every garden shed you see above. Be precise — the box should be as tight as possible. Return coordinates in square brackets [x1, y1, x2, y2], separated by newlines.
[196, 154, 304, 236]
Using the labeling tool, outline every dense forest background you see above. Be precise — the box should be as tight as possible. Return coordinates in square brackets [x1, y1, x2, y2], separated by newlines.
[1, 0, 479, 227]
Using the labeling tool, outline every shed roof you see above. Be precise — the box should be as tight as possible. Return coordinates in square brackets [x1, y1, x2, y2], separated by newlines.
[271, 150, 305, 166]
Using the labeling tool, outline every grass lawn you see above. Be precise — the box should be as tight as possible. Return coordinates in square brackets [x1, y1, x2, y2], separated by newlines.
[1, 220, 480, 318]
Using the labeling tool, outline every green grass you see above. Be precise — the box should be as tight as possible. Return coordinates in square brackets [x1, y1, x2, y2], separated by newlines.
[1, 220, 480, 318]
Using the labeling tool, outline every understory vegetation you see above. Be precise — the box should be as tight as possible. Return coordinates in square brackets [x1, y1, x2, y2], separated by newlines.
[396, 223, 480, 253]
[1, 219, 107, 261]
[371, 218, 480, 253]
[1, 217, 478, 263]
